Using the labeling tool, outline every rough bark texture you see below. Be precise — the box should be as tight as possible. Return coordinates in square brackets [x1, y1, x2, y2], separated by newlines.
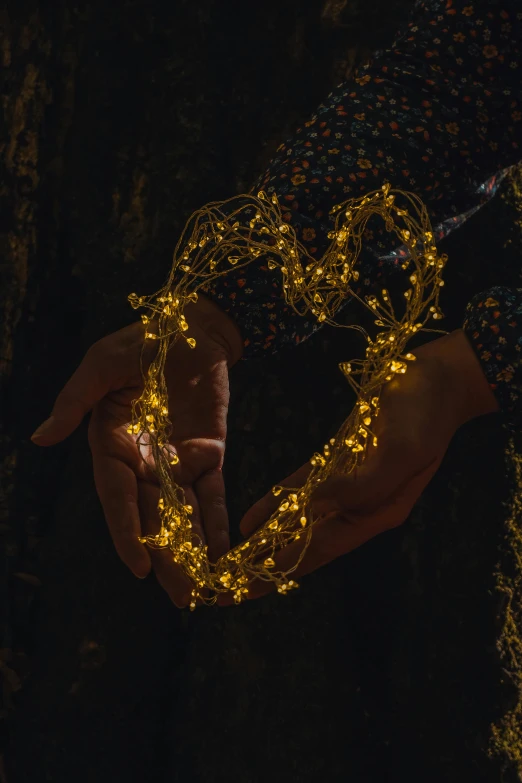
[2, 1, 522, 781]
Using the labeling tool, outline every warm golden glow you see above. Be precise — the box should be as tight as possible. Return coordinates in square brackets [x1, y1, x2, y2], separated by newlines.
[128, 183, 447, 608]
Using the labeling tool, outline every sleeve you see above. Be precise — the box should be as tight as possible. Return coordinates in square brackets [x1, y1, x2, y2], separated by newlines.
[194, 0, 521, 359]
[463, 286, 522, 432]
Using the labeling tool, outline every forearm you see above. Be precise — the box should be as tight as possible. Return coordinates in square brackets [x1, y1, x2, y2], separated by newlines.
[197, 0, 521, 361]
[419, 329, 500, 431]
[418, 283, 522, 434]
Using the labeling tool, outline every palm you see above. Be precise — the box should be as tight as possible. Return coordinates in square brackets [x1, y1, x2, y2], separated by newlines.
[35, 311, 232, 607]
[230, 344, 461, 603]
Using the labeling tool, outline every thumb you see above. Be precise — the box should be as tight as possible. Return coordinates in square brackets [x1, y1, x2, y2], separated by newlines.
[31, 343, 114, 446]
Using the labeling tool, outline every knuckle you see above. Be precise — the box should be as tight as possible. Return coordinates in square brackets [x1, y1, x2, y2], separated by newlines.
[209, 494, 226, 511]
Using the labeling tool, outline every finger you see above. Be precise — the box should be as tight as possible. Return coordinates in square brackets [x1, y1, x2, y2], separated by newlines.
[138, 481, 193, 609]
[136, 436, 184, 487]
[239, 463, 312, 537]
[244, 515, 349, 601]
[93, 453, 152, 579]
[245, 457, 441, 603]
[181, 485, 211, 602]
[31, 342, 116, 446]
[182, 484, 205, 544]
[195, 469, 229, 563]
[220, 512, 345, 605]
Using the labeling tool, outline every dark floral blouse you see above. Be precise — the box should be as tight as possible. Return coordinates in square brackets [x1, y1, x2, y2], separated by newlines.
[198, 0, 522, 431]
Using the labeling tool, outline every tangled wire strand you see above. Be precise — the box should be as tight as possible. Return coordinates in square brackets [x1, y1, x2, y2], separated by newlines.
[127, 182, 447, 608]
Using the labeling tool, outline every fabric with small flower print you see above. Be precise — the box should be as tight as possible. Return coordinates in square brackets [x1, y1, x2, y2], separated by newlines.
[463, 288, 522, 432]
[194, 0, 522, 430]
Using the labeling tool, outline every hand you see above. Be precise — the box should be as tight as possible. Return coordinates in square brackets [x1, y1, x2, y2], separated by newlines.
[231, 329, 499, 602]
[31, 294, 243, 607]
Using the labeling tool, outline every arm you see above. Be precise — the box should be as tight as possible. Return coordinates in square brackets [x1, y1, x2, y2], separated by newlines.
[225, 322, 502, 603]
[31, 295, 244, 606]
[197, 0, 521, 358]
[232, 286, 519, 600]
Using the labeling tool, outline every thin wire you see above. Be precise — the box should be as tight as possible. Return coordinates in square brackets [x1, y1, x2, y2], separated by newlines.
[127, 182, 447, 609]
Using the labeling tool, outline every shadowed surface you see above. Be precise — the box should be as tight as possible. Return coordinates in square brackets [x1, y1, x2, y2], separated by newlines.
[2, 1, 522, 781]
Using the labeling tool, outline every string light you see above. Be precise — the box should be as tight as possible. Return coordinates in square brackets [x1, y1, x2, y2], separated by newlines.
[128, 183, 447, 608]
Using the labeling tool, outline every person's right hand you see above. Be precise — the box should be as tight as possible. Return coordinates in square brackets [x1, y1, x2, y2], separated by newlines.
[228, 329, 499, 603]
[31, 294, 243, 607]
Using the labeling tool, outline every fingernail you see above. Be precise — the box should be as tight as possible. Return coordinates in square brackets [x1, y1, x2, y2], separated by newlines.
[31, 416, 55, 442]
[132, 564, 150, 579]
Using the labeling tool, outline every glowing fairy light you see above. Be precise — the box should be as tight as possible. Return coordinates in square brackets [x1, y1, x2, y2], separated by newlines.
[128, 183, 447, 608]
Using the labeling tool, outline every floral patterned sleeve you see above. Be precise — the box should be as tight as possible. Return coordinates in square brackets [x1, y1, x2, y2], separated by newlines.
[196, 0, 521, 358]
[463, 288, 522, 431]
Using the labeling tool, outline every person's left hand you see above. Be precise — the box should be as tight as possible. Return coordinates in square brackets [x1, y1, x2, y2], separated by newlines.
[31, 294, 243, 607]
[224, 330, 499, 603]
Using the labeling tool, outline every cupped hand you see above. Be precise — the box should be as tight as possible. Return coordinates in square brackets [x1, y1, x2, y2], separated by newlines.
[31, 294, 243, 607]
[228, 330, 499, 603]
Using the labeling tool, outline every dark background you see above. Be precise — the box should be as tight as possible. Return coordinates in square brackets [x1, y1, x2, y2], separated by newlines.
[2, 1, 522, 781]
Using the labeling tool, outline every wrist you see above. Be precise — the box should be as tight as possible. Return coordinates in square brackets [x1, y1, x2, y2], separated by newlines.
[186, 293, 244, 367]
[418, 329, 499, 427]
